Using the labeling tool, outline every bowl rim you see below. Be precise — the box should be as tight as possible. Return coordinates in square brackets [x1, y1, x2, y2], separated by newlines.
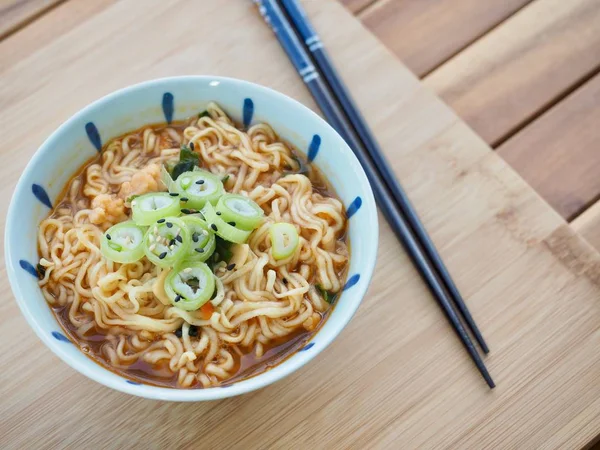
[5, 75, 378, 401]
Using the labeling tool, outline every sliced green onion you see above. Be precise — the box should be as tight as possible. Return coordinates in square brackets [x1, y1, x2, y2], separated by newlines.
[270, 222, 299, 260]
[164, 261, 215, 311]
[160, 164, 175, 191]
[216, 194, 264, 230]
[202, 202, 251, 244]
[132, 192, 181, 226]
[143, 217, 190, 268]
[180, 215, 216, 262]
[173, 170, 224, 210]
[316, 285, 337, 304]
[101, 221, 147, 263]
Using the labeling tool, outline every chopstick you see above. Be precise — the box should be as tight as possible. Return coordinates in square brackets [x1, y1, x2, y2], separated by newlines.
[256, 0, 494, 389]
[277, 0, 489, 356]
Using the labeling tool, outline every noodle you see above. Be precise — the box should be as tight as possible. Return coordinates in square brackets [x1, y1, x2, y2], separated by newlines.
[38, 103, 349, 388]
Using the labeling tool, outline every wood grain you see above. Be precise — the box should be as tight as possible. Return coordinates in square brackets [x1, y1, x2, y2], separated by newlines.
[2, 0, 600, 448]
[424, 0, 600, 146]
[0, 0, 62, 38]
[359, 0, 532, 77]
[497, 73, 600, 220]
[572, 200, 600, 252]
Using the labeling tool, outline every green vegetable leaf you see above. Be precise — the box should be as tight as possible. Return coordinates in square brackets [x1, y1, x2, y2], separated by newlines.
[126, 194, 140, 203]
[171, 145, 201, 180]
[208, 237, 233, 271]
[316, 285, 336, 304]
[36, 263, 46, 279]
[198, 110, 210, 119]
[221, 174, 230, 184]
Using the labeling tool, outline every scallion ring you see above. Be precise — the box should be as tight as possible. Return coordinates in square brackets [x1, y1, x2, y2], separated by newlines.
[180, 215, 216, 262]
[132, 192, 181, 226]
[202, 202, 251, 244]
[164, 261, 215, 311]
[216, 194, 264, 230]
[100, 221, 147, 263]
[270, 222, 299, 260]
[143, 217, 190, 268]
[173, 169, 224, 210]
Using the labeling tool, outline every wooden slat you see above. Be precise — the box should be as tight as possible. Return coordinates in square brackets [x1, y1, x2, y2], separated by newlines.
[572, 201, 600, 252]
[339, 0, 373, 14]
[0, 0, 116, 69]
[424, 0, 600, 146]
[497, 73, 600, 220]
[0, 0, 62, 39]
[359, 0, 532, 77]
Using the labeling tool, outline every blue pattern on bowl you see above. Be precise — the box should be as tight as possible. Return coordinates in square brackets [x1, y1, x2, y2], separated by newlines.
[162, 92, 174, 124]
[346, 196, 362, 219]
[85, 122, 102, 151]
[343, 274, 360, 291]
[32, 184, 52, 208]
[126, 380, 142, 386]
[19, 260, 38, 278]
[300, 342, 315, 352]
[307, 134, 321, 162]
[51, 331, 71, 343]
[243, 98, 254, 128]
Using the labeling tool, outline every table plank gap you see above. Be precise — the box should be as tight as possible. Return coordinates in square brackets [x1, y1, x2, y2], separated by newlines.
[358, 0, 533, 77]
[424, 0, 600, 146]
[0, 0, 66, 41]
[493, 63, 600, 150]
[497, 70, 600, 221]
[340, 0, 379, 15]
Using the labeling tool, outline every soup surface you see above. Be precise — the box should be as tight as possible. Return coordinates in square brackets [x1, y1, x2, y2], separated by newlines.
[37, 103, 348, 388]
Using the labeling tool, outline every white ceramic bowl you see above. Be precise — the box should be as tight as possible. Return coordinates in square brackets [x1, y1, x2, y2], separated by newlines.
[5, 76, 378, 401]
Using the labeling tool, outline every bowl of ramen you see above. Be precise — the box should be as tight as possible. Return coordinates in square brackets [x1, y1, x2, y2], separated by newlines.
[6, 76, 378, 401]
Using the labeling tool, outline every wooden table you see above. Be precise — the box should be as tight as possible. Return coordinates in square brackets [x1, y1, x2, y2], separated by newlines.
[2, 0, 600, 448]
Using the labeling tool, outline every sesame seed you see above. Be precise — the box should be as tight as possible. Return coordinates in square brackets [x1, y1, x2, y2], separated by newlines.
[175, 328, 182, 337]
[176, 235, 183, 243]
[195, 248, 205, 253]
[166, 222, 173, 228]
[228, 221, 236, 226]
[190, 142, 195, 151]
[153, 226, 158, 234]
[189, 326, 198, 337]
[169, 245, 175, 250]
[184, 268, 193, 273]
[227, 263, 236, 271]
[181, 208, 191, 214]
[157, 218, 165, 223]
[216, 211, 222, 216]
[106, 234, 111, 240]
[195, 179, 205, 185]
[283, 278, 288, 285]
[174, 294, 181, 302]
[211, 224, 218, 232]
[192, 233, 199, 243]
[169, 193, 179, 197]
[149, 244, 156, 251]
[169, 239, 176, 246]
[159, 252, 167, 259]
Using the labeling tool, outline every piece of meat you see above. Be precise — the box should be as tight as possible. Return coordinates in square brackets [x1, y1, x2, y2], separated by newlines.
[118, 164, 164, 200]
[89, 193, 127, 228]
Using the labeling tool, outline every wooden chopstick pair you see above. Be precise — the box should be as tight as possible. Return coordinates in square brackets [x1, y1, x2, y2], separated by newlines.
[256, 0, 494, 388]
